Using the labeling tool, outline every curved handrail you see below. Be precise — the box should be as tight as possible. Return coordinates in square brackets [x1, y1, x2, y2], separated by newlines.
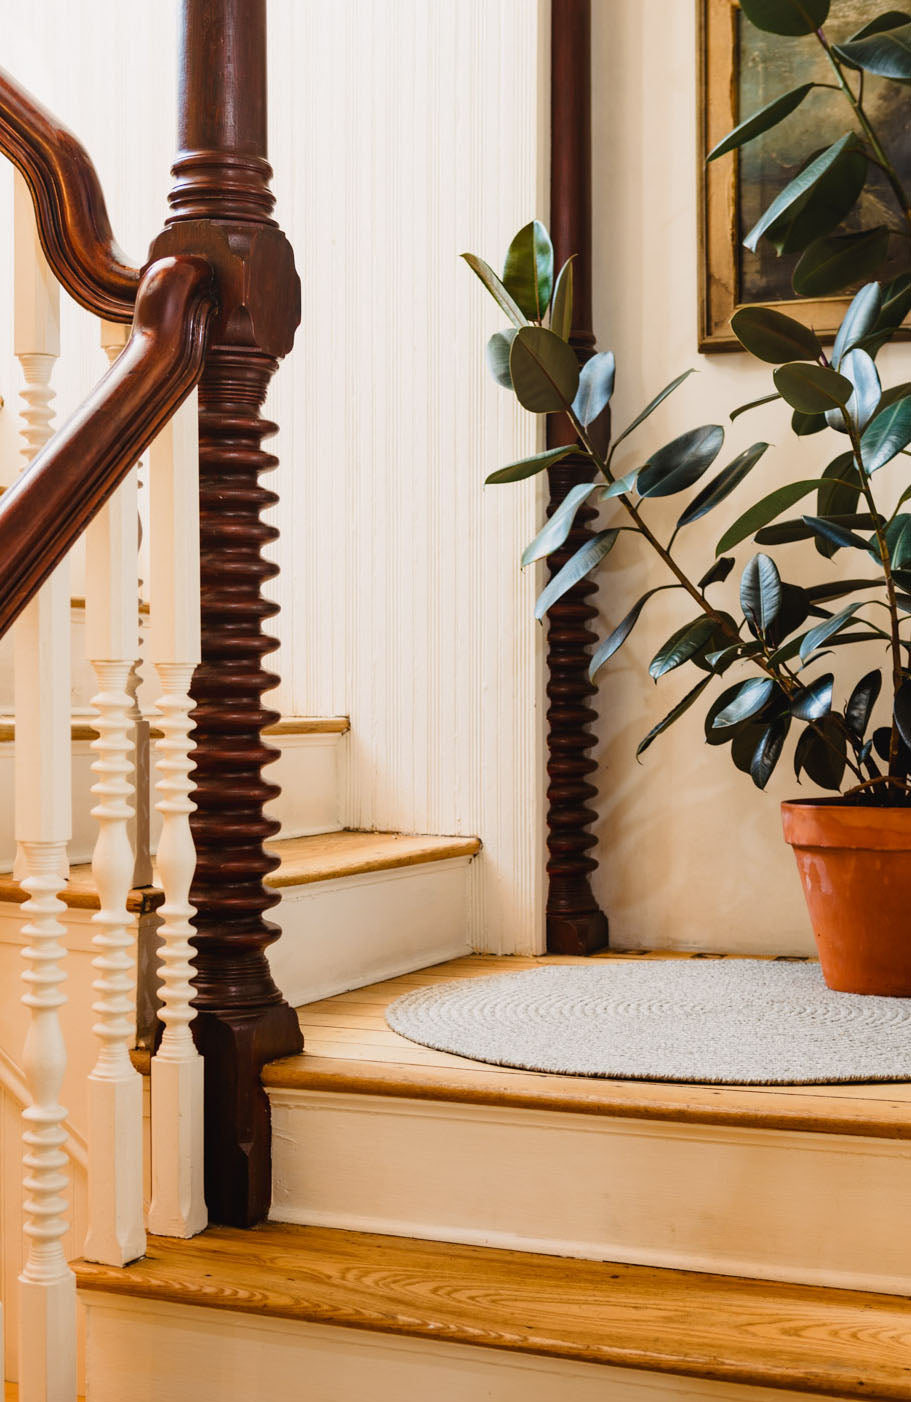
[0, 254, 217, 638]
[0, 66, 140, 321]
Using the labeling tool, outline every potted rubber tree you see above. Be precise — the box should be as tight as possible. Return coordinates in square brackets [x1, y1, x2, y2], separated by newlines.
[463, 221, 911, 996]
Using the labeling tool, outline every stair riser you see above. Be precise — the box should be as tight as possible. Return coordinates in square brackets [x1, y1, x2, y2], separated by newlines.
[267, 857, 473, 1006]
[81, 1294, 841, 1402]
[268, 1090, 911, 1294]
[0, 730, 343, 870]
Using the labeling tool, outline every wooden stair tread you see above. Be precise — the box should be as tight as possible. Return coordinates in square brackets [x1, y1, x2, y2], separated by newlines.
[0, 712, 349, 743]
[263, 954, 911, 1139]
[0, 831, 480, 912]
[74, 1222, 911, 1398]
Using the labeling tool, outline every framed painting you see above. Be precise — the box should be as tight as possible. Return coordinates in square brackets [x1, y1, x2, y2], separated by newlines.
[697, 0, 911, 351]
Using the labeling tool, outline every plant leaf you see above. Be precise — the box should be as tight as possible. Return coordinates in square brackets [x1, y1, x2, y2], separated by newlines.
[637, 424, 724, 499]
[773, 362, 854, 415]
[509, 325, 580, 413]
[864, 274, 911, 355]
[832, 282, 882, 367]
[715, 478, 844, 555]
[846, 669, 882, 738]
[895, 678, 911, 750]
[601, 469, 639, 499]
[521, 482, 597, 566]
[767, 147, 868, 258]
[743, 134, 858, 254]
[502, 221, 554, 321]
[550, 257, 574, 340]
[486, 328, 518, 388]
[740, 553, 782, 635]
[712, 677, 777, 729]
[750, 715, 791, 790]
[804, 578, 882, 604]
[838, 347, 881, 432]
[740, 0, 829, 34]
[793, 228, 890, 299]
[699, 557, 736, 589]
[834, 20, 911, 78]
[792, 409, 828, 436]
[849, 10, 911, 42]
[707, 83, 816, 163]
[801, 515, 872, 552]
[730, 306, 822, 364]
[589, 587, 677, 680]
[794, 715, 846, 790]
[486, 444, 577, 485]
[612, 369, 696, 451]
[730, 392, 783, 421]
[798, 602, 863, 661]
[676, 442, 770, 530]
[860, 397, 911, 472]
[572, 351, 616, 426]
[534, 529, 619, 619]
[814, 451, 863, 558]
[636, 677, 713, 758]
[791, 673, 834, 721]
[648, 616, 719, 681]
[461, 253, 527, 327]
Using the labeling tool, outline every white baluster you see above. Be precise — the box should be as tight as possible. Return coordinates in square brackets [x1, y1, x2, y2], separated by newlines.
[81, 329, 146, 1267]
[12, 171, 78, 1401]
[147, 392, 206, 1237]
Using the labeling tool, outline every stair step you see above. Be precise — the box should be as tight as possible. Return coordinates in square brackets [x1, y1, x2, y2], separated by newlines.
[73, 1221, 911, 1402]
[264, 954, 911, 1294]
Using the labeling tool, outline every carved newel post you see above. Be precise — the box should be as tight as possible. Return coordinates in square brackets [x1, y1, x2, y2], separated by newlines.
[544, 0, 610, 955]
[151, 0, 303, 1226]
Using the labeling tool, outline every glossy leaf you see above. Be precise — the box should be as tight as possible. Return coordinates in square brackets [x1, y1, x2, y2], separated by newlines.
[792, 409, 827, 436]
[612, 369, 696, 452]
[846, 669, 882, 738]
[509, 325, 580, 413]
[754, 519, 817, 544]
[744, 134, 858, 254]
[698, 557, 736, 590]
[834, 20, 911, 78]
[486, 328, 518, 388]
[860, 396, 911, 472]
[832, 347, 881, 432]
[740, 0, 829, 33]
[486, 444, 577, 485]
[768, 147, 867, 257]
[804, 577, 882, 604]
[706, 642, 760, 673]
[649, 616, 718, 681]
[521, 482, 597, 566]
[707, 84, 815, 163]
[740, 553, 782, 635]
[793, 228, 889, 299]
[798, 602, 863, 661]
[534, 528, 619, 619]
[865, 274, 911, 355]
[832, 283, 882, 367]
[712, 677, 777, 729]
[791, 673, 834, 721]
[895, 678, 911, 750]
[731, 720, 771, 774]
[461, 253, 527, 328]
[589, 586, 677, 681]
[502, 221, 554, 321]
[730, 392, 783, 421]
[814, 452, 863, 558]
[601, 469, 639, 499]
[637, 424, 724, 499]
[750, 715, 791, 790]
[766, 582, 810, 649]
[550, 258, 574, 340]
[849, 10, 911, 41]
[800, 515, 871, 552]
[573, 351, 616, 426]
[729, 306, 822, 363]
[636, 677, 713, 758]
[715, 478, 840, 555]
[794, 715, 846, 790]
[676, 442, 770, 530]
[772, 362, 854, 414]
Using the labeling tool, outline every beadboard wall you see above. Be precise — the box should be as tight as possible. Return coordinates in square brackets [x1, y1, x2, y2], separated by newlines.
[0, 0, 549, 953]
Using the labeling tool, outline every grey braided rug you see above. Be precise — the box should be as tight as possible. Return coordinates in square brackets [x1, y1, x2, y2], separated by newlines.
[385, 960, 911, 1084]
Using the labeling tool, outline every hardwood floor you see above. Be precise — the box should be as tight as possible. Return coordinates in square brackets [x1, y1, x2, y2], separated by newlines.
[262, 953, 911, 1139]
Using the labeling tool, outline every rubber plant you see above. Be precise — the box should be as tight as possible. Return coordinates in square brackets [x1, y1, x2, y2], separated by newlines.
[711, 0, 911, 297]
[464, 219, 911, 994]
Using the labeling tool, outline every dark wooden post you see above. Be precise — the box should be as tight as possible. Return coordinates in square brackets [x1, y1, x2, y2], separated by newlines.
[151, 0, 303, 1226]
[544, 0, 610, 955]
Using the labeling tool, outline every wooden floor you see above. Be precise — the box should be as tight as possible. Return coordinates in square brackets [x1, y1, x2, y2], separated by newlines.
[74, 1220, 911, 1400]
[262, 953, 911, 1139]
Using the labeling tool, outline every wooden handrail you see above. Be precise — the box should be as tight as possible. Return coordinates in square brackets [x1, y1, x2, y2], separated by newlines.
[0, 66, 140, 321]
[0, 254, 217, 638]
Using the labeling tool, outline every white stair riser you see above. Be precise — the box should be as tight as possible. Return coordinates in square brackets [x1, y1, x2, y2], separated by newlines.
[268, 1091, 911, 1295]
[0, 730, 344, 869]
[81, 1294, 842, 1402]
[266, 857, 474, 1007]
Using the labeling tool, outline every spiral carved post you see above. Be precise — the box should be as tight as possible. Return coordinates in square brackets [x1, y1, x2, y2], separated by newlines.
[544, 0, 609, 954]
[150, 0, 302, 1226]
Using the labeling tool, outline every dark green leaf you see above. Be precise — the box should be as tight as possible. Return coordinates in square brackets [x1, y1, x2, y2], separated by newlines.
[792, 409, 827, 436]
[773, 362, 854, 414]
[509, 326, 580, 413]
[799, 602, 863, 660]
[637, 424, 724, 499]
[768, 147, 867, 257]
[888, 516, 911, 568]
[730, 392, 783, 421]
[731, 720, 770, 773]
[612, 370, 696, 451]
[461, 253, 527, 327]
[740, 553, 782, 635]
[637, 677, 713, 758]
[793, 228, 890, 299]
[768, 633, 812, 666]
[877, 382, 911, 411]
[486, 444, 577, 485]
[814, 451, 863, 558]
[550, 258, 574, 340]
[832, 283, 882, 367]
[729, 306, 822, 363]
[707, 84, 816, 163]
[649, 616, 718, 681]
[716, 478, 844, 554]
[521, 482, 598, 565]
[801, 515, 871, 552]
[766, 582, 810, 648]
[860, 396, 911, 472]
[846, 669, 882, 738]
[740, 0, 829, 33]
[601, 469, 638, 499]
[534, 529, 619, 619]
[794, 716, 846, 790]
[804, 577, 882, 603]
[873, 725, 893, 762]
[791, 673, 834, 720]
[705, 642, 760, 673]
[896, 679, 911, 750]
[713, 677, 777, 728]
[676, 441, 770, 530]
[893, 567, 911, 591]
[744, 135, 859, 254]
[834, 20, 911, 78]
[849, 10, 911, 41]
[502, 220, 553, 321]
[589, 587, 677, 680]
[572, 351, 616, 426]
[486, 328, 518, 388]
[865, 274, 911, 355]
[699, 557, 736, 590]
[750, 715, 792, 789]
[754, 519, 817, 544]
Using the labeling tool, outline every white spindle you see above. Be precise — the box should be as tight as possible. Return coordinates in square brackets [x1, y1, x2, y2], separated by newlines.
[147, 392, 206, 1237]
[81, 326, 146, 1267]
[12, 172, 78, 1401]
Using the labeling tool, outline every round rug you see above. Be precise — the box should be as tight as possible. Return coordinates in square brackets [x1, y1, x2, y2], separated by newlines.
[385, 961, 911, 1084]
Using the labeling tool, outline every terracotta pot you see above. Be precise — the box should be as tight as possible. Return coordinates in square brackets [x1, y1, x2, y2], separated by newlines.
[782, 800, 911, 996]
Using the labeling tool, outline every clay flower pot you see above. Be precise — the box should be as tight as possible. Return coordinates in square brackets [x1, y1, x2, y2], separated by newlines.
[782, 800, 911, 997]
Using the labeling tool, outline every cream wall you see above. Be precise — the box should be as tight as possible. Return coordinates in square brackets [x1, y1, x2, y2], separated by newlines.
[588, 0, 911, 952]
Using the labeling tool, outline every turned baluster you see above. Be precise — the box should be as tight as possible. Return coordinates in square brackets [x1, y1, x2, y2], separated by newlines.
[12, 170, 78, 1401]
[147, 392, 207, 1238]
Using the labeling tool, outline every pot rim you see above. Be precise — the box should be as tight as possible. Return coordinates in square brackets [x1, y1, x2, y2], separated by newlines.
[782, 798, 911, 851]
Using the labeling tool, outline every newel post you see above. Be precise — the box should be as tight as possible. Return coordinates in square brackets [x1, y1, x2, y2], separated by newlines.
[544, 0, 610, 955]
[150, 0, 302, 1227]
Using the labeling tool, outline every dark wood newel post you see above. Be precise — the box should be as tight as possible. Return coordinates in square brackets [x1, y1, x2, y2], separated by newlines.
[544, 0, 610, 955]
[151, 0, 303, 1226]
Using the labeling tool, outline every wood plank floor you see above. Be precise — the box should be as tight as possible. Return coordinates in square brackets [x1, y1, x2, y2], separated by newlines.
[261, 953, 911, 1139]
[74, 1221, 911, 1400]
